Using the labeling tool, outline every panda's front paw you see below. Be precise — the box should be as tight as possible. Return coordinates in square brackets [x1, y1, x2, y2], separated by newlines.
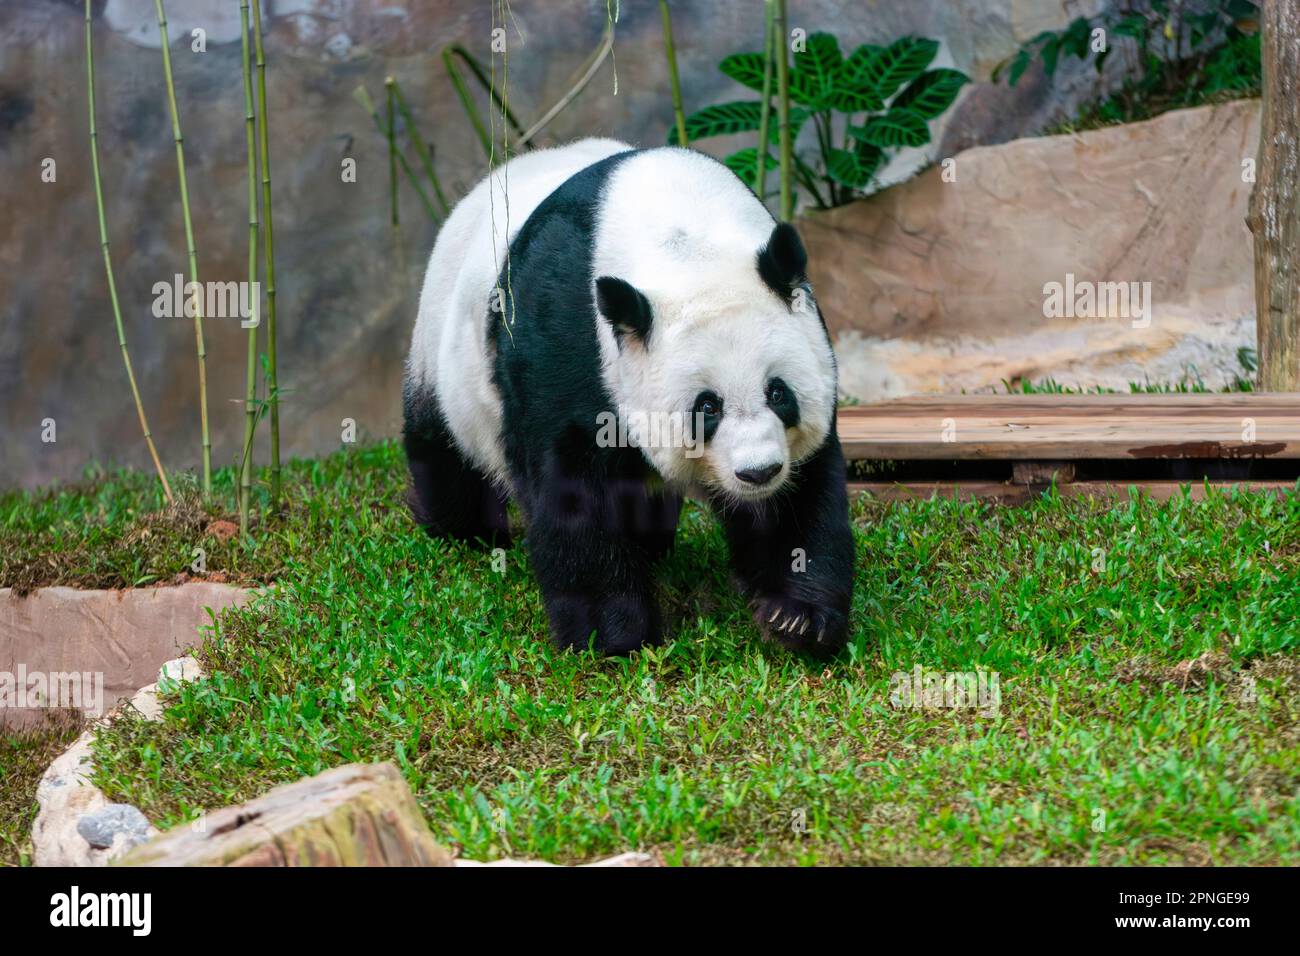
[546, 590, 664, 656]
[751, 593, 847, 658]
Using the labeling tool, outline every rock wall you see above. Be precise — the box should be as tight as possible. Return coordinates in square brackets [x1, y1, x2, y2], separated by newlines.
[0, 1, 1147, 487]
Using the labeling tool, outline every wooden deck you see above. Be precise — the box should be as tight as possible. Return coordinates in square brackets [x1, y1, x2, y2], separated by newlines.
[837, 394, 1300, 461]
[836, 394, 1300, 502]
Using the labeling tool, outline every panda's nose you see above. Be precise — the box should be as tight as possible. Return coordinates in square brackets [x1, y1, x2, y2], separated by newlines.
[735, 463, 782, 486]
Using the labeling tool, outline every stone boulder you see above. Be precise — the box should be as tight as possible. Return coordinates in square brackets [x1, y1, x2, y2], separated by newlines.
[1, 583, 255, 729]
[801, 99, 1261, 398]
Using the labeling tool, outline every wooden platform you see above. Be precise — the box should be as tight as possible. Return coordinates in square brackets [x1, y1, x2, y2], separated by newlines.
[837, 394, 1300, 461]
[836, 394, 1300, 502]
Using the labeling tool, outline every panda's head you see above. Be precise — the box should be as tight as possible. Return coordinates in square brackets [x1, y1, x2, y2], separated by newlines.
[595, 222, 836, 503]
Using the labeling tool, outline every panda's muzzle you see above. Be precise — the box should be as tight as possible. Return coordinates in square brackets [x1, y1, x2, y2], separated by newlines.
[734, 463, 782, 487]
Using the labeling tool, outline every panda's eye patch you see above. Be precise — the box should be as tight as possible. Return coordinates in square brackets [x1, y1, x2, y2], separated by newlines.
[691, 391, 723, 443]
[766, 377, 800, 428]
[694, 392, 723, 418]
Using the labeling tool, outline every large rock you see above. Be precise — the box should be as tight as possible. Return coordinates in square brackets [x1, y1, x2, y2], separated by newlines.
[30, 656, 201, 868]
[802, 99, 1260, 398]
[0, 583, 254, 728]
[0, 1, 1108, 489]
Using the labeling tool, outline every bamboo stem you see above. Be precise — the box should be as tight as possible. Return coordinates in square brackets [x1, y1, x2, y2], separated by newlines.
[85, 0, 174, 506]
[385, 77, 399, 227]
[442, 43, 529, 164]
[755, 0, 775, 202]
[775, 0, 793, 220]
[444, 45, 494, 160]
[250, 0, 281, 510]
[516, 25, 614, 148]
[659, 0, 688, 147]
[238, 0, 259, 536]
[388, 79, 451, 216]
[154, 0, 211, 494]
[353, 85, 440, 223]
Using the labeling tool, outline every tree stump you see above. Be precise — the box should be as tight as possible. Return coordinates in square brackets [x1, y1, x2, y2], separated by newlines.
[1248, 1, 1300, 390]
[120, 762, 453, 867]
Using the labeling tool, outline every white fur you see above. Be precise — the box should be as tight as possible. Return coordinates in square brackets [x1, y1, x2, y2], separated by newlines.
[407, 138, 631, 482]
[407, 139, 838, 502]
[591, 149, 837, 501]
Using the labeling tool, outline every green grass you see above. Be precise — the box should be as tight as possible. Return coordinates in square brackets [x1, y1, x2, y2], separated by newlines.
[0, 713, 84, 867]
[3, 442, 1299, 865]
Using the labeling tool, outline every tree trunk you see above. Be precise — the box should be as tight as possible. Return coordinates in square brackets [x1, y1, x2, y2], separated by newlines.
[1249, 1, 1300, 390]
[121, 763, 454, 866]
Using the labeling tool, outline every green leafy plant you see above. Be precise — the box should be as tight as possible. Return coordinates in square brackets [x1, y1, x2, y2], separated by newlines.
[995, 0, 1260, 129]
[670, 32, 968, 209]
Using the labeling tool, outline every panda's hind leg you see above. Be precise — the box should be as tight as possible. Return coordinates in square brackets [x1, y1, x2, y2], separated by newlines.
[403, 381, 510, 546]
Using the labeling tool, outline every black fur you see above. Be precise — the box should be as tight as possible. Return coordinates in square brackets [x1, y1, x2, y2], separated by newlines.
[490, 151, 682, 654]
[756, 222, 809, 299]
[712, 426, 854, 658]
[595, 276, 653, 345]
[402, 381, 511, 546]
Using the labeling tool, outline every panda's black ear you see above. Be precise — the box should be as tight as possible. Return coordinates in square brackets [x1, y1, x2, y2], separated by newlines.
[757, 222, 808, 299]
[595, 276, 653, 346]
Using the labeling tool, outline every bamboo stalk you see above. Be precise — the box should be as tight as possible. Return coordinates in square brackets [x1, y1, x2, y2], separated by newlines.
[443, 45, 494, 160]
[250, 0, 281, 510]
[238, 0, 259, 535]
[755, 0, 775, 202]
[385, 77, 399, 227]
[775, 0, 792, 220]
[353, 85, 441, 223]
[154, 0, 212, 494]
[442, 43, 530, 164]
[85, 0, 174, 506]
[516, 25, 614, 148]
[388, 79, 451, 216]
[659, 0, 688, 146]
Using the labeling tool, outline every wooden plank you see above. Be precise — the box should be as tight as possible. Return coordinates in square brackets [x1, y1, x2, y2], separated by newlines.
[838, 394, 1300, 460]
[850, 480, 1298, 504]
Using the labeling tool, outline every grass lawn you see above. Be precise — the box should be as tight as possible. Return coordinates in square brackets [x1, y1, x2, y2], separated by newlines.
[2, 441, 1299, 865]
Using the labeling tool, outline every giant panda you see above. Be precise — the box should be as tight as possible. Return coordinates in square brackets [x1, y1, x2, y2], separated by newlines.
[403, 138, 854, 657]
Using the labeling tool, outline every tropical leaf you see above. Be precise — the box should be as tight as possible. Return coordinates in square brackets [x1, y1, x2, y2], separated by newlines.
[1040, 35, 1062, 76]
[719, 52, 767, 93]
[724, 147, 777, 191]
[668, 101, 763, 144]
[1061, 16, 1093, 60]
[825, 143, 884, 190]
[851, 108, 930, 148]
[829, 84, 884, 113]
[839, 43, 885, 94]
[857, 36, 939, 102]
[892, 68, 969, 119]
[789, 32, 844, 108]
[1002, 48, 1032, 86]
